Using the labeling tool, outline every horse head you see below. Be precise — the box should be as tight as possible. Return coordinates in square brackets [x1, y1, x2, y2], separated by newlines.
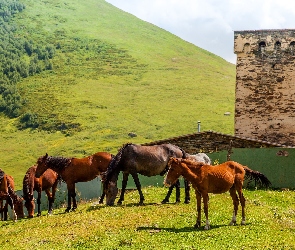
[14, 196, 24, 219]
[35, 153, 49, 178]
[24, 194, 35, 218]
[104, 180, 118, 206]
[164, 157, 182, 187]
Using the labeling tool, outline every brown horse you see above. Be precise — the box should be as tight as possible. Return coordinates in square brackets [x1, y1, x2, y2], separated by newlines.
[164, 158, 271, 230]
[35, 152, 112, 212]
[23, 165, 60, 218]
[103, 143, 187, 206]
[0, 170, 24, 221]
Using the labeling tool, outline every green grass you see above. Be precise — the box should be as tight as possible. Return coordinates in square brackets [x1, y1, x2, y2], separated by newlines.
[1, 187, 295, 249]
[0, 0, 235, 189]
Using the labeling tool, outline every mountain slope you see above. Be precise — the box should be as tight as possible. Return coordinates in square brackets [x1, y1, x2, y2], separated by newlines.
[0, 0, 236, 187]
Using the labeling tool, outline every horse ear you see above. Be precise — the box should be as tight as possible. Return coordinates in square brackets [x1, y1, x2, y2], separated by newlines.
[45, 153, 48, 158]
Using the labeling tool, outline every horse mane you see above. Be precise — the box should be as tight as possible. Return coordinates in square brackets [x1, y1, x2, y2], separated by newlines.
[104, 143, 133, 183]
[46, 156, 72, 172]
[23, 166, 37, 200]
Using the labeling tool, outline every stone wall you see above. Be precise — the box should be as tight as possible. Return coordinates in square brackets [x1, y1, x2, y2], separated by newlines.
[143, 131, 283, 153]
[234, 29, 295, 146]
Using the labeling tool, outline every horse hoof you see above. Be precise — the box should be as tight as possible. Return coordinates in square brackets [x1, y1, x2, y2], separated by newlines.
[37, 213, 41, 217]
[204, 225, 210, 230]
[175, 200, 180, 204]
[161, 199, 169, 204]
[65, 208, 70, 213]
[184, 200, 190, 204]
[117, 201, 122, 205]
[194, 223, 200, 229]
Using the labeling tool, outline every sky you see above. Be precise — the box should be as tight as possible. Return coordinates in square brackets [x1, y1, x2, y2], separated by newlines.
[106, 0, 295, 64]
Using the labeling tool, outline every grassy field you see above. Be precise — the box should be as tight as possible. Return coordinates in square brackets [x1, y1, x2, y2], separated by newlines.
[1, 187, 295, 249]
[0, 0, 236, 189]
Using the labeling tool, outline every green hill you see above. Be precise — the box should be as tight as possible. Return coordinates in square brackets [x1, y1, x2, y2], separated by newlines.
[0, 0, 235, 188]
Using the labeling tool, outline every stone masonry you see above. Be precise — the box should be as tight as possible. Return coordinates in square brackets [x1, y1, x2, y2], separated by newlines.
[234, 29, 295, 146]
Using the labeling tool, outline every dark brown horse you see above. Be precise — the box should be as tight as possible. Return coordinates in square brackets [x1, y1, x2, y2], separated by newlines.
[0, 170, 24, 221]
[23, 165, 60, 218]
[103, 143, 187, 206]
[35, 152, 112, 212]
[164, 158, 271, 230]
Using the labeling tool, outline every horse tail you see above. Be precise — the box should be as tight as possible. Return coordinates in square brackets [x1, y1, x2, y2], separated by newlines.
[103, 143, 133, 183]
[6, 176, 17, 203]
[243, 165, 271, 188]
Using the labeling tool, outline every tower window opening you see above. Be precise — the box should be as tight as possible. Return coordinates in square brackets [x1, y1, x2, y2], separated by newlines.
[259, 41, 266, 52]
[290, 41, 295, 54]
[275, 41, 281, 50]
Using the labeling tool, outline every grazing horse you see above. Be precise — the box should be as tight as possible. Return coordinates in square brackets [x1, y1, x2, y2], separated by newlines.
[161, 152, 211, 204]
[23, 165, 60, 218]
[164, 158, 271, 230]
[35, 152, 112, 212]
[103, 143, 187, 206]
[0, 170, 24, 221]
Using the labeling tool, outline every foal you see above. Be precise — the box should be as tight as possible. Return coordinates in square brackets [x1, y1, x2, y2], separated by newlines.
[164, 158, 271, 230]
[23, 165, 59, 217]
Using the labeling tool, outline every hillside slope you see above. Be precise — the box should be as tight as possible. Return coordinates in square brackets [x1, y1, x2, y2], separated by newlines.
[0, 0, 236, 187]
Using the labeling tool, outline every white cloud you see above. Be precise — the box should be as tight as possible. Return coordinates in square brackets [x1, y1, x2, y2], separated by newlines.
[106, 0, 295, 64]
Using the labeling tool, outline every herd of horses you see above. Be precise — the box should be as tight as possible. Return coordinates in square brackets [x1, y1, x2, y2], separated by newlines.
[0, 143, 271, 230]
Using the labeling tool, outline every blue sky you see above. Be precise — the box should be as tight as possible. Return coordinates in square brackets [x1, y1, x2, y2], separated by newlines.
[106, 0, 295, 64]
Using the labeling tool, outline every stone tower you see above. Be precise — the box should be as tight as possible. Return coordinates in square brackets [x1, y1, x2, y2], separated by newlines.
[234, 29, 295, 146]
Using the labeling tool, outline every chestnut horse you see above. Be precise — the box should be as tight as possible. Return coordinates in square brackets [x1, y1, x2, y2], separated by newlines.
[164, 158, 271, 230]
[103, 143, 187, 206]
[0, 170, 24, 221]
[23, 165, 60, 218]
[161, 152, 211, 204]
[35, 152, 112, 212]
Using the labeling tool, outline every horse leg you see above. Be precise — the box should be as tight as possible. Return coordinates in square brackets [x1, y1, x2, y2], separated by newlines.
[194, 190, 202, 228]
[65, 183, 75, 212]
[175, 179, 181, 203]
[37, 190, 42, 216]
[202, 192, 210, 230]
[3, 201, 8, 221]
[99, 181, 105, 204]
[0, 200, 3, 220]
[161, 184, 174, 203]
[131, 173, 145, 205]
[229, 186, 239, 226]
[99, 192, 105, 204]
[48, 181, 58, 215]
[184, 179, 190, 204]
[117, 172, 129, 205]
[45, 189, 53, 215]
[7, 196, 17, 221]
[71, 186, 77, 211]
[237, 185, 246, 225]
